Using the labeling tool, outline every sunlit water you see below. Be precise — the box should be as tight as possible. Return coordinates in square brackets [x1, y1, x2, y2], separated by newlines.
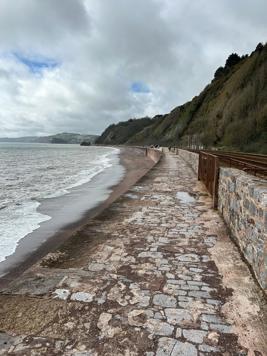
[0, 143, 119, 262]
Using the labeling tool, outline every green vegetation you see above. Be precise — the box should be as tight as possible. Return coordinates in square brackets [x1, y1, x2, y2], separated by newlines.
[97, 43, 267, 153]
[96, 117, 154, 145]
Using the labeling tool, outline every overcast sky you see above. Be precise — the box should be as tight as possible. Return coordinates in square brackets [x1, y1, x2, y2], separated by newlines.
[0, 0, 266, 137]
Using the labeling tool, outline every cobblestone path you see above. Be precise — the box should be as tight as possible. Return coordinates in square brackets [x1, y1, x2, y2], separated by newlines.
[0, 151, 266, 355]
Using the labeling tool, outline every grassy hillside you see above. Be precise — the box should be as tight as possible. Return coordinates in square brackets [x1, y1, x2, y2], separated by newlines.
[96, 117, 155, 145]
[97, 43, 267, 153]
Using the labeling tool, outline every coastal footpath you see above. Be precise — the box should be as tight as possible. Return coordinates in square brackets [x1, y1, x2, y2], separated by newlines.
[0, 150, 267, 355]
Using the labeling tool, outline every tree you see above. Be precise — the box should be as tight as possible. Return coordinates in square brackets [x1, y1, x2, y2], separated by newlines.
[255, 42, 264, 52]
[214, 66, 225, 78]
[225, 53, 241, 68]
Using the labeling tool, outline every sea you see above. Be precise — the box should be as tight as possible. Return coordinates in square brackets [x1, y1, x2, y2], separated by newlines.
[0, 143, 122, 266]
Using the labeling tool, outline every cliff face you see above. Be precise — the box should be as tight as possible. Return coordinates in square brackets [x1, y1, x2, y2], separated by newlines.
[97, 43, 267, 153]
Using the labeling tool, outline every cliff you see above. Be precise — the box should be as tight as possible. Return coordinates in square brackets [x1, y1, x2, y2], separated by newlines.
[97, 43, 267, 153]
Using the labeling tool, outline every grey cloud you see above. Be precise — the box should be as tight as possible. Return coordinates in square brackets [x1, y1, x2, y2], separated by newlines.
[0, 0, 266, 137]
[0, 0, 90, 54]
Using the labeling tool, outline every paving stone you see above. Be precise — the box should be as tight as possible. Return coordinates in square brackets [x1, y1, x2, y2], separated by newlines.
[182, 329, 207, 343]
[171, 341, 197, 356]
[0, 333, 23, 354]
[144, 310, 154, 318]
[153, 294, 177, 308]
[210, 323, 232, 333]
[178, 302, 190, 308]
[177, 296, 193, 302]
[201, 322, 209, 331]
[188, 291, 211, 299]
[138, 251, 163, 259]
[163, 284, 187, 296]
[178, 275, 192, 281]
[167, 280, 186, 285]
[155, 312, 164, 320]
[159, 266, 171, 272]
[165, 308, 192, 325]
[156, 338, 176, 356]
[201, 314, 224, 324]
[166, 273, 175, 279]
[202, 255, 210, 262]
[145, 319, 174, 336]
[187, 281, 205, 286]
[189, 268, 203, 273]
[53, 288, 70, 300]
[177, 254, 199, 263]
[70, 292, 94, 303]
[175, 328, 182, 338]
[180, 285, 199, 291]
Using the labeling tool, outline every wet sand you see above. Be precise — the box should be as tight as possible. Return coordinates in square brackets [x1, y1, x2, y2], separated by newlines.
[0, 146, 159, 288]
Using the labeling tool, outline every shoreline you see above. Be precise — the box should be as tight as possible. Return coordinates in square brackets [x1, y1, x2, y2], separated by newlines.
[0, 146, 160, 288]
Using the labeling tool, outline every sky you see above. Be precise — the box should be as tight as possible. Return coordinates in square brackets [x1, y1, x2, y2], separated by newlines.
[0, 0, 266, 137]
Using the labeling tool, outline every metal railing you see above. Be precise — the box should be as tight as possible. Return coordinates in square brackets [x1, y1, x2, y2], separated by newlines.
[176, 149, 267, 208]
[198, 152, 220, 208]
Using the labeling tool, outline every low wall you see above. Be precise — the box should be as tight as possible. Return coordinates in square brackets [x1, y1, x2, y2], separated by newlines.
[218, 168, 267, 292]
[176, 149, 267, 293]
[178, 149, 199, 174]
[146, 147, 162, 164]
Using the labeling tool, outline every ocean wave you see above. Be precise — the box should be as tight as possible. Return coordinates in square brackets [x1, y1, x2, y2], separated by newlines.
[0, 145, 120, 263]
[0, 200, 51, 263]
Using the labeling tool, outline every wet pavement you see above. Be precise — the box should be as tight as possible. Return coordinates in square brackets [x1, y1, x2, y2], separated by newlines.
[0, 150, 266, 355]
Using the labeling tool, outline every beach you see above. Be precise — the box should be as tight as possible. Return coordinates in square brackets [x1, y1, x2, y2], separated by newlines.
[0, 146, 160, 287]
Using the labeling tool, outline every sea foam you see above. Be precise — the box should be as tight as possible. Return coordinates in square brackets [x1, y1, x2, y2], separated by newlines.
[0, 144, 119, 263]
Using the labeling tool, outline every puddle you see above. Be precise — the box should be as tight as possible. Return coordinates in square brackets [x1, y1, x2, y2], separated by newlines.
[176, 191, 196, 204]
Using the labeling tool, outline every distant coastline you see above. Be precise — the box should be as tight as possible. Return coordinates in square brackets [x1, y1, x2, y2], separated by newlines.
[0, 132, 99, 145]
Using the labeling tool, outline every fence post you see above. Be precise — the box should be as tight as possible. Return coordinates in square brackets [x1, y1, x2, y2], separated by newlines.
[212, 156, 219, 208]
[198, 152, 202, 180]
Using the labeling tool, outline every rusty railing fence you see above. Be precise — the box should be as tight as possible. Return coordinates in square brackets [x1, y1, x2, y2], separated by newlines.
[198, 152, 220, 208]
[170, 148, 267, 208]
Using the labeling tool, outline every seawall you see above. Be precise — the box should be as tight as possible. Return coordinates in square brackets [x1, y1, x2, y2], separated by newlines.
[145, 147, 162, 163]
[177, 149, 267, 293]
[177, 149, 199, 175]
